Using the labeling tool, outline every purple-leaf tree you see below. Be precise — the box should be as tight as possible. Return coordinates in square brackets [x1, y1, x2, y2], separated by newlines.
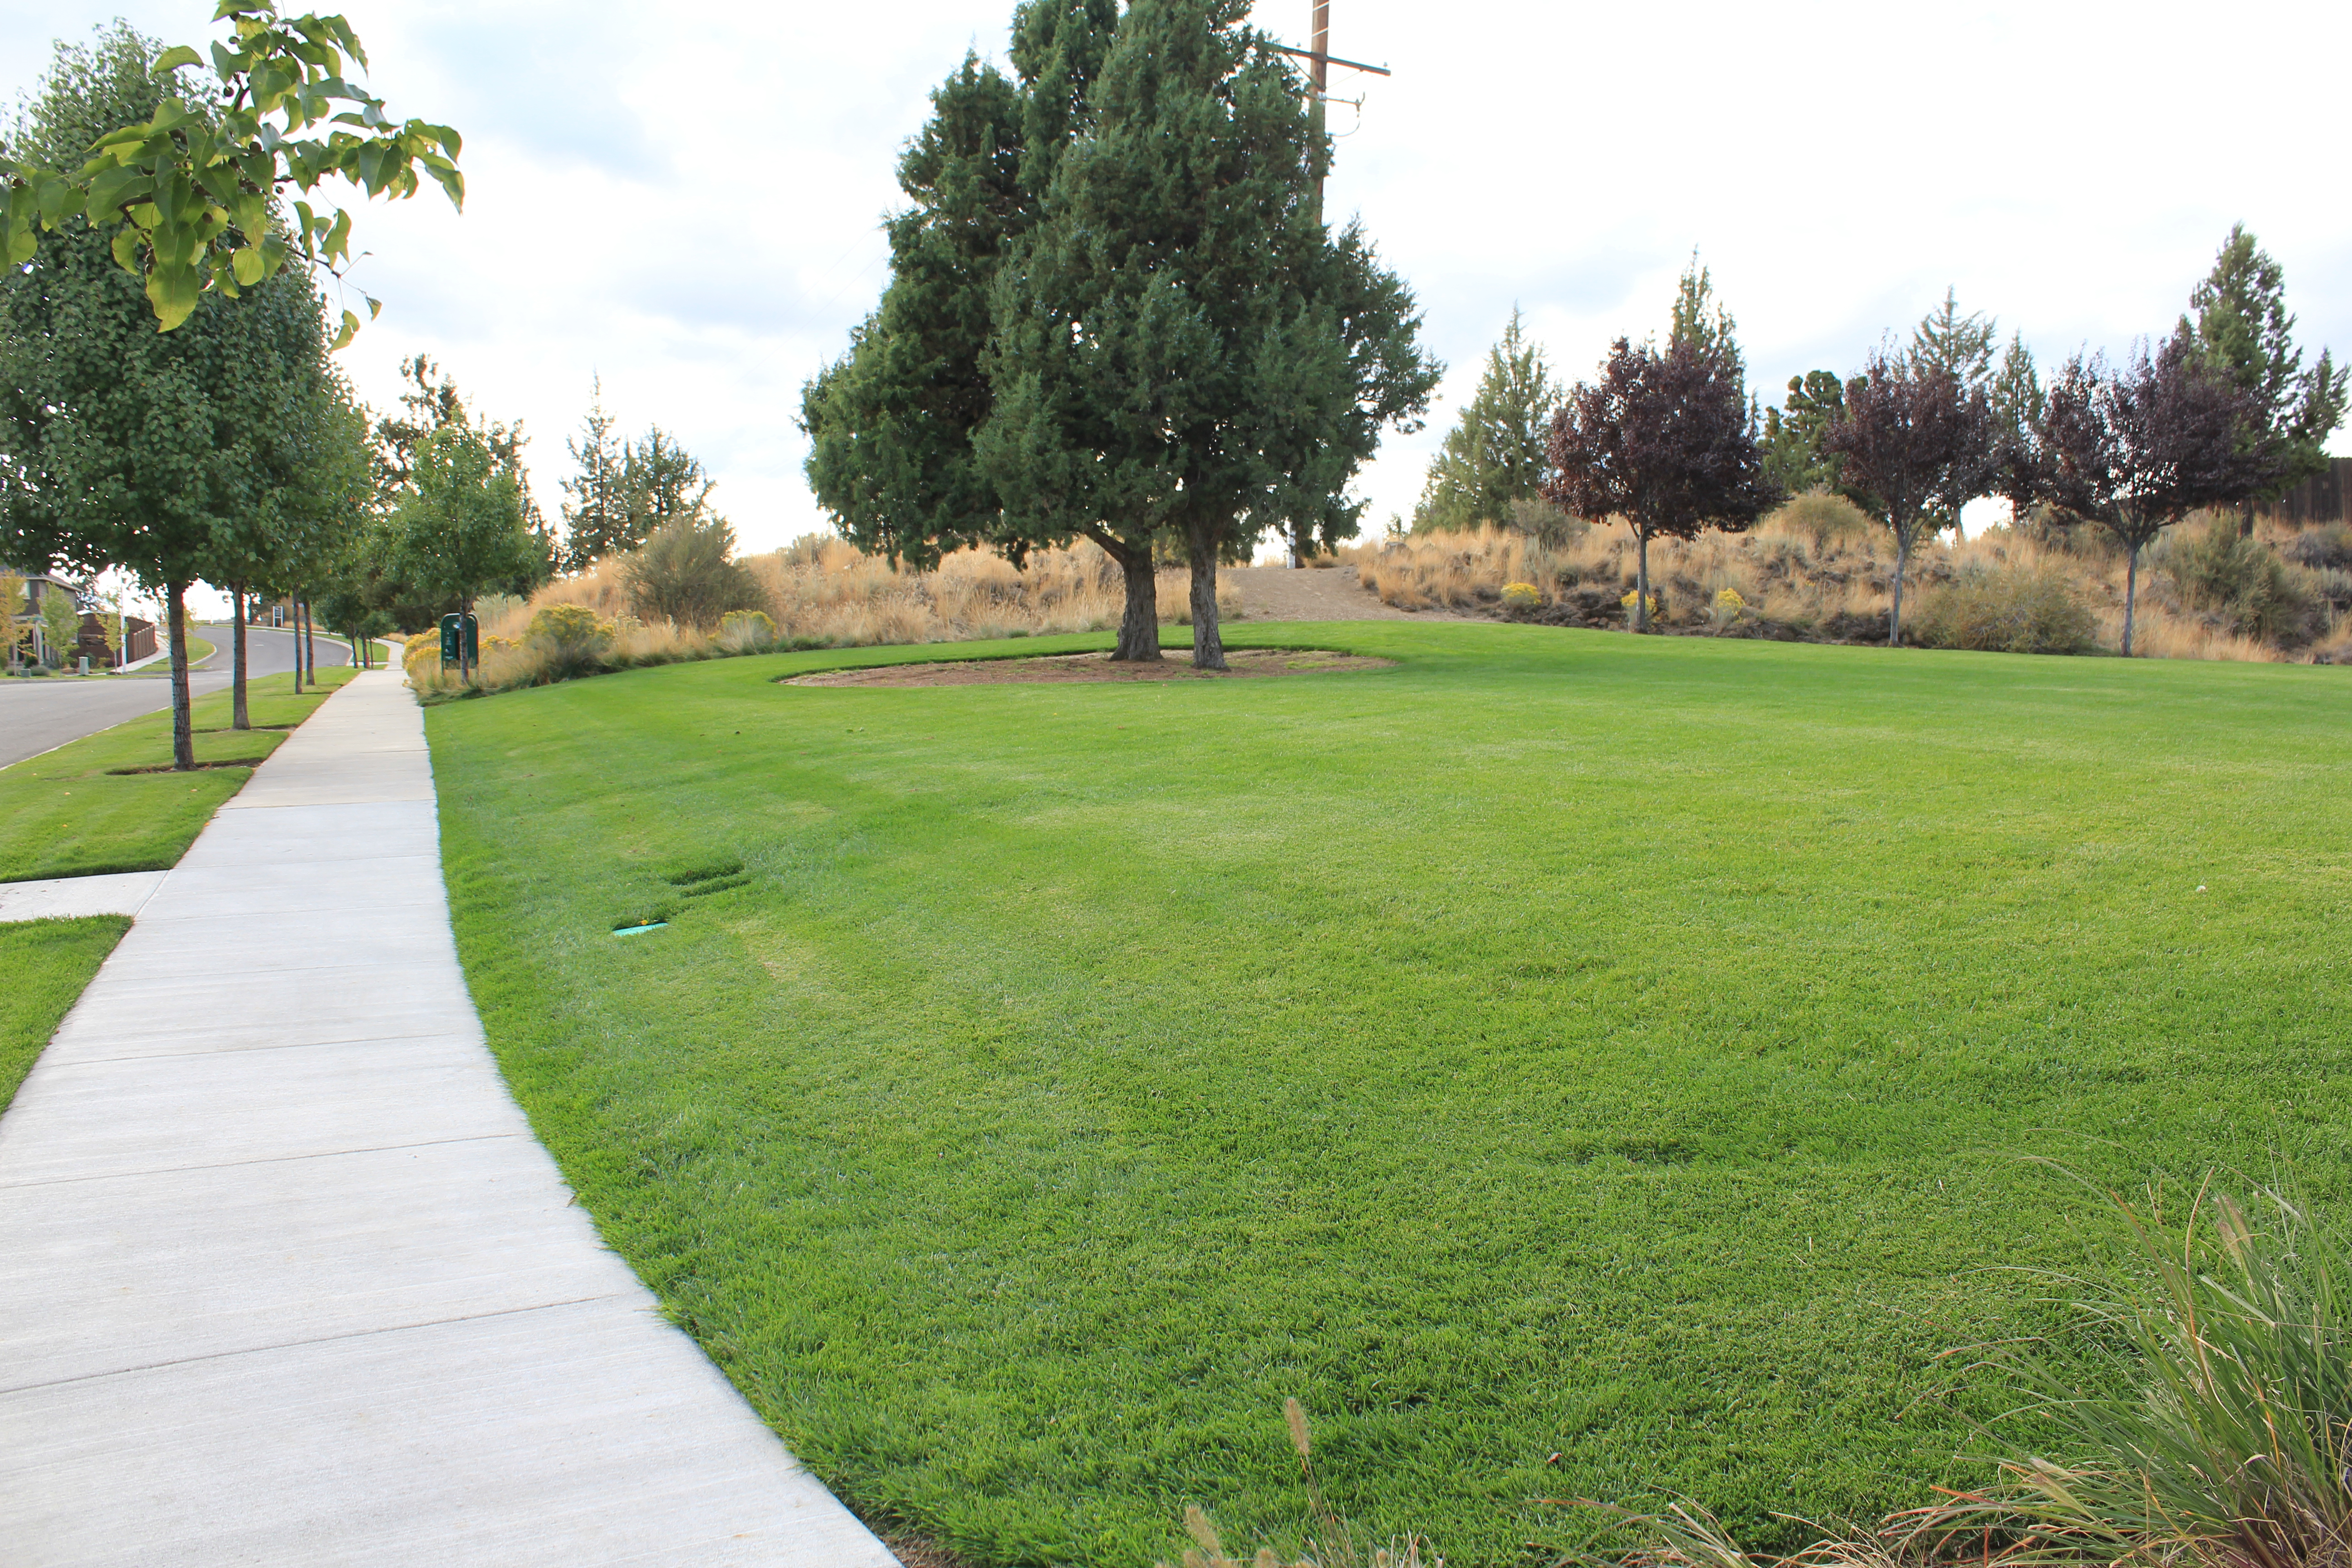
[1820, 349, 1998, 647]
[2031, 334, 2274, 655]
[1545, 337, 1776, 632]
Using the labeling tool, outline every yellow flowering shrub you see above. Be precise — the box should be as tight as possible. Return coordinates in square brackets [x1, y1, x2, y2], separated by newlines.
[1500, 582, 1543, 612]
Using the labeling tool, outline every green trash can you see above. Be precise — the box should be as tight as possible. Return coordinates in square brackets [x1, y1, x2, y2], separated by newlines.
[438, 612, 479, 667]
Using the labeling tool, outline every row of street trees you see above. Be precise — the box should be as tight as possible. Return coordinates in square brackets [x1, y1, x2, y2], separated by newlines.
[800, 0, 1441, 670]
[2, 15, 730, 742]
[1429, 229, 2343, 654]
[0, 9, 473, 766]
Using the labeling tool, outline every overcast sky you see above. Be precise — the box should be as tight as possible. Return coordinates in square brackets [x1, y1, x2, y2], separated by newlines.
[7, 0, 2349, 561]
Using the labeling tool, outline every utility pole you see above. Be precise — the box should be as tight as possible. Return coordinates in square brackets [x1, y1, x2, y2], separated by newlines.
[1272, 0, 1390, 225]
[1272, 2, 1390, 564]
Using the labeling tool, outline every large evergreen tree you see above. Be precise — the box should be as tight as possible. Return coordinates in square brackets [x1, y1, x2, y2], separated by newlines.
[1412, 308, 1559, 535]
[2180, 224, 2347, 531]
[980, 0, 1437, 670]
[799, 50, 1039, 572]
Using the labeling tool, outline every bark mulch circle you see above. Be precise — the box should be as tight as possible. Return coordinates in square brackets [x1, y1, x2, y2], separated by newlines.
[784, 648, 1395, 687]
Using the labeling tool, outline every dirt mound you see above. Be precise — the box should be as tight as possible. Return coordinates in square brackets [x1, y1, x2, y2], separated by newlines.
[785, 648, 1394, 686]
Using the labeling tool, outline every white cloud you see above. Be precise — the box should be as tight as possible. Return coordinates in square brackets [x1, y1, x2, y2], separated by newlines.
[6, 0, 2347, 561]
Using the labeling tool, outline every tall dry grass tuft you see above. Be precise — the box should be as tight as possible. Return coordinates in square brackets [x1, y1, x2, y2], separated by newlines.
[1158, 1400, 1443, 1568]
[1567, 1160, 2352, 1568]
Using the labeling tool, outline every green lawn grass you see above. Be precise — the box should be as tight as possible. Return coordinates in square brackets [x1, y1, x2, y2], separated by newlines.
[422, 623, 2352, 1567]
[0, 916, 128, 1112]
[0, 665, 357, 882]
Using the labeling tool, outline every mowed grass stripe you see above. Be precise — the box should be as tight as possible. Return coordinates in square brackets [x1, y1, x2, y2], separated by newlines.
[425, 623, 2351, 1567]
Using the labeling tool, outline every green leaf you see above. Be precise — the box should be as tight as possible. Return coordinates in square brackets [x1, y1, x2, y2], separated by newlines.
[331, 307, 361, 351]
[146, 261, 203, 331]
[230, 242, 266, 285]
[152, 45, 204, 76]
[109, 225, 144, 271]
[4, 222, 34, 268]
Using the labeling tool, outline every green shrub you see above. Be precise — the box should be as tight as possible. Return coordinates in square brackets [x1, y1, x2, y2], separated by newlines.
[524, 603, 613, 681]
[1913, 562, 2096, 655]
[2155, 514, 2314, 642]
[716, 608, 778, 653]
[623, 516, 764, 629]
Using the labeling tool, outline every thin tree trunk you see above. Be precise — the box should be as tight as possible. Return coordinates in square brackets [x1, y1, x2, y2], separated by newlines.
[1186, 520, 1227, 671]
[1634, 531, 1651, 632]
[1889, 532, 1908, 647]
[167, 581, 195, 771]
[2239, 500, 2256, 540]
[303, 598, 315, 683]
[1084, 527, 1161, 662]
[2123, 545, 2139, 657]
[231, 585, 250, 730]
[461, 595, 473, 682]
[290, 593, 304, 695]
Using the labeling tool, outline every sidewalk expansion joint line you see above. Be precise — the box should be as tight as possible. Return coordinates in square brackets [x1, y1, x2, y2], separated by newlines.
[52, 1030, 483, 1066]
[0, 1293, 634, 1397]
[0, 1132, 524, 1190]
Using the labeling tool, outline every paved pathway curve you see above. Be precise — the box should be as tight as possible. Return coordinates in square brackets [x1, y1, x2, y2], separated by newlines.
[0, 669, 896, 1567]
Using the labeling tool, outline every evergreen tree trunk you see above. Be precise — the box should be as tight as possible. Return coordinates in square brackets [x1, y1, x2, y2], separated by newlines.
[1186, 519, 1227, 671]
[1634, 530, 1651, 632]
[1889, 531, 1908, 647]
[1087, 529, 1162, 662]
[167, 581, 194, 772]
[2123, 545, 2140, 657]
[231, 586, 250, 731]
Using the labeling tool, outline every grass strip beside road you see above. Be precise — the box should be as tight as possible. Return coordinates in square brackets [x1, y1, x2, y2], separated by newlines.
[0, 665, 356, 882]
[425, 624, 2352, 1566]
[0, 916, 128, 1113]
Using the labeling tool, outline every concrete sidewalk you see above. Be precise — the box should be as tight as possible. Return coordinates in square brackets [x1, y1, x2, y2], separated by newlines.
[0, 670, 896, 1567]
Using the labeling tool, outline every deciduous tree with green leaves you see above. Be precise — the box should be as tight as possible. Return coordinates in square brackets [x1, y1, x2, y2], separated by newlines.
[980, 0, 1438, 669]
[1, 23, 346, 765]
[1412, 307, 1559, 535]
[390, 425, 535, 682]
[1, 3, 462, 344]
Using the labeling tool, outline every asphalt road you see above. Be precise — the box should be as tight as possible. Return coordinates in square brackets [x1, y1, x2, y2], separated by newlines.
[0, 625, 350, 770]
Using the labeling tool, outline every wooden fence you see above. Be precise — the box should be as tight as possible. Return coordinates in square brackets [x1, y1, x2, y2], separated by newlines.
[2267, 457, 2352, 525]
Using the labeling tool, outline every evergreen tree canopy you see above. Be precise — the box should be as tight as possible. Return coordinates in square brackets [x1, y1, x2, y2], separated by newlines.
[560, 381, 714, 571]
[979, 0, 1438, 669]
[1412, 308, 1559, 534]
[1761, 370, 1847, 496]
[2181, 224, 2347, 511]
[799, 51, 1037, 571]
[1669, 250, 1744, 387]
[1911, 287, 1997, 388]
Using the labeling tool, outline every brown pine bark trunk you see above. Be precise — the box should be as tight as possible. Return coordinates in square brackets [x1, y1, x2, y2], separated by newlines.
[1186, 520, 1226, 671]
[167, 581, 195, 771]
[231, 585, 250, 730]
[1084, 528, 1162, 662]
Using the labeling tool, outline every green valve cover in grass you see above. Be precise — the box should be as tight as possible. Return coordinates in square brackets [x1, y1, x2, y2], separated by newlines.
[422, 621, 2352, 1567]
